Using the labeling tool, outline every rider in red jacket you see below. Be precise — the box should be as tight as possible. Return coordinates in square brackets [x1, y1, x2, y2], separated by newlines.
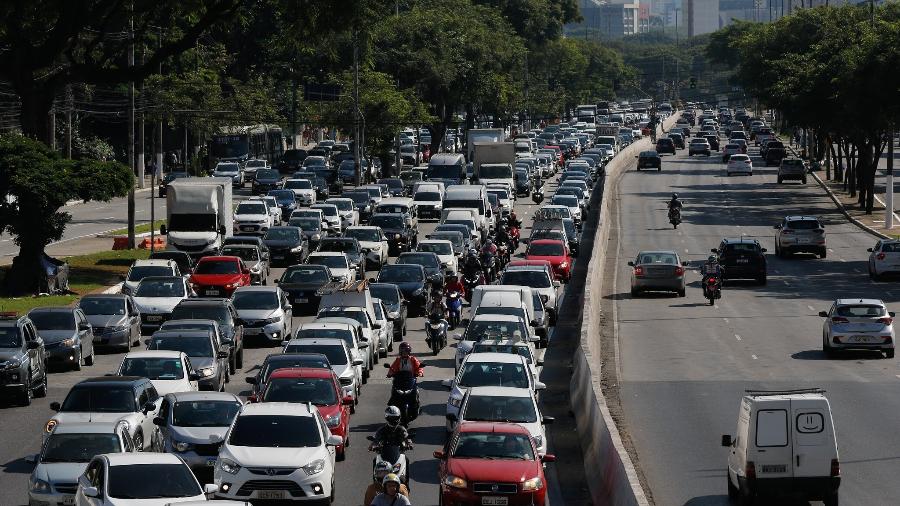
[387, 342, 424, 377]
[444, 274, 466, 299]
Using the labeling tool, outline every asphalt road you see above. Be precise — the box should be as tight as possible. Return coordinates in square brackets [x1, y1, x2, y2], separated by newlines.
[608, 135, 900, 505]
[0, 173, 579, 505]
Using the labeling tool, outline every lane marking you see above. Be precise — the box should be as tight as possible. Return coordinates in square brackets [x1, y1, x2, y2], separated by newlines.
[807, 305, 816, 311]
[751, 354, 758, 360]
[828, 248, 835, 252]
[840, 258, 847, 262]
[735, 334, 742, 341]
[723, 318, 730, 323]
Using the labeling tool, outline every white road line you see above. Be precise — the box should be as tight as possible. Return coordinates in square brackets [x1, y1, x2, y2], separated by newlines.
[840, 258, 847, 262]
[751, 354, 758, 360]
[735, 334, 742, 341]
[808, 305, 816, 311]
[828, 248, 835, 252]
[723, 318, 730, 323]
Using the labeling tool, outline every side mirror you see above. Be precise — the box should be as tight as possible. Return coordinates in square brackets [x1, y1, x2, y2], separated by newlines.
[326, 435, 343, 446]
[445, 413, 458, 422]
[204, 484, 219, 497]
[627, 261, 634, 267]
[433, 449, 446, 459]
[78, 322, 91, 331]
[867, 248, 874, 252]
[553, 280, 561, 288]
[144, 338, 151, 346]
[773, 224, 781, 229]
[217, 350, 230, 359]
[710, 248, 718, 254]
[536, 358, 544, 366]
[535, 381, 547, 391]
[369, 277, 377, 283]
[245, 376, 257, 385]
[188, 372, 200, 381]
[242, 268, 250, 275]
[366, 435, 375, 442]
[721, 434, 733, 447]
[542, 416, 555, 425]
[159, 224, 167, 235]
[273, 278, 279, 284]
[82, 486, 100, 498]
[342, 395, 354, 405]
[453, 333, 463, 341]
[372, 323, 381, 330]
[441, 379, 453, 389]
[358, 341, 369, 348]
[818, 311, 828, 318]
[761, 248, 767, 252]
[541, 454, 556, 462]
[383, 362, 391, 369]
[352, 359, 364, 366]
[50, 402, 61, 411]
[153, 416, 165, 427]
[890, 312, 896, 318]
[25, 454, 37, 464]
[142, 402, 156, 414]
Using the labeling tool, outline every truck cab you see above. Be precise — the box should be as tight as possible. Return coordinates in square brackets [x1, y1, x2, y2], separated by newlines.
[161, 177, 233, 257]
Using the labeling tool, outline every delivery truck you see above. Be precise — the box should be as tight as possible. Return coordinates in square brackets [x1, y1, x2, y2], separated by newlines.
[473, 142, 516, 193]
[466, 128, 505, 162]
[160, 177, 233, 257]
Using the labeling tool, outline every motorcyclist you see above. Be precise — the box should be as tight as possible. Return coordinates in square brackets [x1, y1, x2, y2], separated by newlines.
[481, 238, 498, 256]
[364, 464, 410, 506]
[428, 286, 446, 319]
[462, 248, 482, 276]
[668, 193, 683, 213]
[701, 254, 722, 278]
[369, 473, 412, 506]
[387, 342, 424, 378]
[495, 224, 511, 250]
[507, 210, 520, 229]
[370, 406, 412, 450]
[444, 273, 466, 299]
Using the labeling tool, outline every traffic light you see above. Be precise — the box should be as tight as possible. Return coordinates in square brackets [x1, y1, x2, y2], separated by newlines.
[690, 77, 697, 89]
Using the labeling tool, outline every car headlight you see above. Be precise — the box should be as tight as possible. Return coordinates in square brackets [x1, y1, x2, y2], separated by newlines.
[250, 265, 261, 273]
[219, 457, 241, 474]
[60, 337, 76, 347]
[312, 234, 321, 241]
[30, 477, 51, 494]
[111, 324, 128, 333]
[262, 316, 282, 325]
[412, 287, 424, 296]
[444, 474, 468, 489]
[394, 233, 401, 240]
[173, 440, 193, 452]
[302, 459, 326, 476]
[388, 311, 399, 319]
[372, 245, 381, 251]
[3, 357, 24, 369]
[449, 396, 462, 408]
[325, 413, 341, 428]
[291, 244, 305, 252]
[522, 476, 544, 492]
[198, 367, 215, 378]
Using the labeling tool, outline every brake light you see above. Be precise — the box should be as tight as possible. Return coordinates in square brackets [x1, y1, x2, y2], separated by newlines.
[877, 253, 886, 260]
[745, 461, 756, 479]
[675, 267, 684, 276]
[707, 277, 718, 284]
[830, 459, 840, 477]
[831, 317, 849, 324]
[882, 336, 893, 343]
[878, 317, 893, 325]
[633, 266, 644, 276]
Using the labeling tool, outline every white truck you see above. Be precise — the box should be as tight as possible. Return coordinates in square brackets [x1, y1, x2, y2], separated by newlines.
[466, 128, 505, 162]
[472, 142, 516, 193]
[576, 104, 598, 124]
[161, 177, 233, 256]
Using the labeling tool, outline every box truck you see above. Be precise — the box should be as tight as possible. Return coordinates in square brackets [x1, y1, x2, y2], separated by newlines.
[161, 177, 233, 256]
[472, 142, 516, 193]
[466, 128, 505, 162]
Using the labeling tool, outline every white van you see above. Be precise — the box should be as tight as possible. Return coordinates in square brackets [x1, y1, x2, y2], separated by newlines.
[443, 185, 493, 238]
[470, 285, 540, 337]
[721, 389, 839, 506]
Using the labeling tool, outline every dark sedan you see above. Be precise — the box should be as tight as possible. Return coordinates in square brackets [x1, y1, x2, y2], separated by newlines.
[636, 151, 661, 171]
[344, 190, 374, 223]
[252, 169, 282, 195]
[370, 213, 416, 256]
[277, 264, 333, 315]
[263, 226, 309, 266]
[267, 189, 298, 218]
[655, 138, 676, 155]
[704, 135, 720, 151]
[369, 283, 407, 341]
[374, 264, 430, 317]
[378, 178, 406, 197]
[396, 251, 444, 286]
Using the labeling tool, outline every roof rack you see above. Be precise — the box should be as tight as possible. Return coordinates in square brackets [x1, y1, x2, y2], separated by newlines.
[316, 280, 367, 296]
[744, 388, 825, 396]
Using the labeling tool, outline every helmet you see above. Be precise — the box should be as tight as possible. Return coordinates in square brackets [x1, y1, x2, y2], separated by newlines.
[708, 255, 717, 263]
[373, 461, 392, 481]
[382, 473, 402, 487]
[384, 406, 401, 426]
[485, 238, 493, 247]
[672, 193, 678, 199]
[468, 248, 478, 257]
[399, 342, 412, 354]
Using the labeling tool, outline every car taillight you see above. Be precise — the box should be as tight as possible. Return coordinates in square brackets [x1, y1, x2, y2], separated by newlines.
[831, 317, 849, 324]
[633, 266, 644, 276]
[830, 459, 840, 477]
[882, 336, 893, 343]
[781, 229, 794, 234]
[878, 317, 893, 325]
[745, 461, 756, 479]
[815, 229, 824, 234]
[877, 253, 886, 260]
[675, 267, 684, 276]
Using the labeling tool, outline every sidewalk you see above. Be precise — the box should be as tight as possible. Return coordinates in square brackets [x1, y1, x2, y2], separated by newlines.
[813, 172, 900, 240]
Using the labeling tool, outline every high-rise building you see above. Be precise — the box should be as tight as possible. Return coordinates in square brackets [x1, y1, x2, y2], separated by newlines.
[570, 0, 649, 38]
[686, 0, 721, 36]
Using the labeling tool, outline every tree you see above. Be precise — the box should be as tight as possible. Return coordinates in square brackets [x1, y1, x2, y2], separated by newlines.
[0, 134, 133, 295]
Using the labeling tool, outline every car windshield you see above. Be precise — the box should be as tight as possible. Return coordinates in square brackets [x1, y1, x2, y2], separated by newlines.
[195, 260, 240, 275]
[135, 279, 185, 298]
[236, 203, 267, 215]
[313, 206, 338, 216]
[127, 266, 172, 282]
[28, 311, 75, 331]
[379, 179, 403, 189]
[169, 305, 230, 325]
[256, 169, 279, 179]
[346, 228, 381, 242]
[215, 164, 239, 174]
[120, 357, 184, 380]
[221, 247, 259, 262]
[376, 204, 410, 214]
[399, 253, 439, 268]
[369, 285, 400, 305]
[290, 217, 320, 231]
[265, 228, 300, 242]
[41, 433, 121, 463]
[466, 320, 526, 341]
[108, 463, 201, 499]
[79, 298, 126, 316]
[534, 207, 570, 221]
[528, 242, 564, 256]
[269, 190, 295, 201]
[285, 180, 312, 190]
[229, 415, 321, 447]
[414, 191, 440, 202]
[451, 433, 536, 460]
[464, 394, 538, 423]
[329, 199, 353, 211]
[458, 362, 529, 388]
[263, 377, 338, 405]
[232, 291, 278, 310]
[786, 220, 820, 230]
[370, 215, 404, 229]
[637, 253, 679, 264]
[320, 240, 358, 253]
[283, 343, 348, 365]
[552, 196, 578, 207]
[309, 255, 348, 269]
[378, 265, 423, 282]
[345, 192, 369, 205]
[835, 305, 886, 317]
[419, 242, 452, 255]
[147, 335, 213, 358]
[501, 270, 551, 288]
[479, 165, 512, 178]
[281, 266, 330, 284]
[172, 400, 241, 427]
[472, 344, 533, 362]
[61, 387, 136, 412]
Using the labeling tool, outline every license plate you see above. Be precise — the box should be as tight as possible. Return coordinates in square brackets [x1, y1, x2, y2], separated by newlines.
[63, 496, 75, 506]
[761, 464, 787, 473]
[258, 490, 286, 500]
[206, 289, 220, 296]
[146, 315, 163, 321]
[272, 255, 284, 260]
[737, 258, 749, 264]
[798, 238, 810, 244]
[206, 458, 217, 467]
[244, 328, 260, 335]
[848, 335, 879, 343]
[241, 226, 254, 231]
[295, 298, 308, 303]
[482, 497, 508, 506]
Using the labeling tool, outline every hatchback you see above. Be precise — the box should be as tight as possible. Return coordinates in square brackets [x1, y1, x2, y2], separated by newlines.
[819, 299, 895, 358]
[774, 216, 827, 258]
[868, 240, 900, 279]
[189, 256, 251, 297]
[726, 154, 753, 176]
[688, 138, 711, 156]
[715, 238, 767, 284]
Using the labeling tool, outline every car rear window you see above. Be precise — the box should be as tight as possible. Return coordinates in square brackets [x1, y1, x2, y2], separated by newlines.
[786, 220, 820, 230]
[882, 243, 900, 253]
[835, 305, 885, 317]
[723, 243, 760, 254]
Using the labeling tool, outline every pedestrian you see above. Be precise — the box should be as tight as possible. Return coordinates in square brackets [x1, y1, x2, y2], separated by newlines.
[147, 159, 160, 180]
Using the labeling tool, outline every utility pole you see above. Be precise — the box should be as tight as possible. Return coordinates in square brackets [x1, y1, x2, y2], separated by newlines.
[394, 0, 402, 175]
[887, 131, 894, 229]
[156, 27, 163, 178]
[127, 13, 136, 249]
[49, 105, 56, 151]
[137, 43, 145, 190]
[65, 85, 72, 159]
[353, 28, 362, 187]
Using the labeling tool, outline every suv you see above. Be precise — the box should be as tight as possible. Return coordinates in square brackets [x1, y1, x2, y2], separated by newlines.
[714, 238, 768, 285]
[0, 313, 48, 405]
[668, 132, 685, 149]
[774, 216, 827, 258]
[636, 150, 662, 171]
[777, 158, 807, 184]
[169, 299, 245, 373]
[688, 138, 711, 156]
[655, 137, 675, 155]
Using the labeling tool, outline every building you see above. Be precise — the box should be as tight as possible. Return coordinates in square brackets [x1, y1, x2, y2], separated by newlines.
[686, 0, 720, 36]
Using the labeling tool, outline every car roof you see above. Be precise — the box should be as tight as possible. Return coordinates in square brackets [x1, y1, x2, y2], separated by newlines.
[468, 386, 535, 397]
[197, 256, 241, 263]
[299, 321, 354, 331]
[721, 237, 761, 245]
[464, 352, 525, 364]
[51, 422, 125, 435]
[239, 401, 316, 417]
[784, 215, 820, 221]
[123, 350, 184, 359]
[835, 298, 884, 306]
[80, 293, 128, 300]
[285, 337, 347, 347]
[131, 259, 175, 267]
[233, 286, 278, 294]
[76, 376, 146, 386]
[165, 391, 242, 403]
[104, 452, 186, 466]
[309, 251, 347, 258]
[268, 367, 334, 379]
[176, 298, 231, 306]
[28, 306, 77, 314]
[150, 330, 213, 339]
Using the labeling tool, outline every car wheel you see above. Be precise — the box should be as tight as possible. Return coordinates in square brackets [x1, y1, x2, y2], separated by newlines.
[823, 339, 835, 358]
[678, 288, 686, 297]
[84, 350, 94, 366]
[823, 492, 838, 506]
[819, 248, 827, 259]
[886, 349, 895, 359]
[631, 287, 639, 297]
[19, 379, 32, 407]
[236, 347, 244, 369]
[777, 177, 783, 184]
[757, 275, 767, 286]
[73, 347, 83, 371]
[35, 371, 48, 398]
[229, 354, 236, 375]
[802, 178, 807, 184]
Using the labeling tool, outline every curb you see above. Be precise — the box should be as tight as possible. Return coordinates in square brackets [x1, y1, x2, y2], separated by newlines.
[810, 171, 890, 240]
[102, 282, 123, 294]
[65, 186, 153, 207]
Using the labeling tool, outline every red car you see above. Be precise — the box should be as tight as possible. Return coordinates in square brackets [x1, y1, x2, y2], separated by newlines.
[256, 367, 353, 460]
[525, 239, 572, 281]
[543, 145, 565, 166]
[189, 255, 250, 297]
[435, 422, 555, 506]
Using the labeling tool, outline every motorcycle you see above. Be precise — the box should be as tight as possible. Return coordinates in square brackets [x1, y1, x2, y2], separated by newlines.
[703, 274, 722, 305]
[668, 207, 682, 229]
[480, 252, 496, 283]
[383, 367, 420, 426]
[509, 223, 521, 250]
[367, 436, 412, 487]
[426, 316, 448, 355]
[446, 291, 462, 328]
[463, 272, 480, 302]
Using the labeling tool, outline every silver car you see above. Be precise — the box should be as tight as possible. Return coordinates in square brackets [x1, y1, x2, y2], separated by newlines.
[231, 286, 293, 344]
[819, 299, 895, 358]
[774, 216, 826, 258]
[868, 239, 900, 279]
[628, 250, 686, 297]
[77, 294, 141, 351]
[154, 391, 243, 473]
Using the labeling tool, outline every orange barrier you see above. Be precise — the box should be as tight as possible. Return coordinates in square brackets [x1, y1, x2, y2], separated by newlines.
[139, 237, 165, 249]
[112, 236, 129, 250]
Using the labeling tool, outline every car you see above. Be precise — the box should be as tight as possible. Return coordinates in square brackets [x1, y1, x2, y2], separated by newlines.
[417, 239, 458, 276]
[75, 452, 213, 505]
[233, 200, 273, 237]
[688, 138, 711, 156]
[774, 216, 827, 258]
[149, 250, 194, 278]
[726, 154, 753, 176]
[158, 171, 190, 197]
[471, 339, 543, 379]
[454, 314, 536, 370]
[343, 190, 374, 223]
[370, 213, 417, 256]
[116, 350, 199, 396]
[636, 150, 661, 170]
[28, 422, 136, 506]
[277, 264, 333, 315]
[668, 132, 685, 149]
[397, 251, 444, 286]
[220, 244, 268, 286]
[154, 391, 242, 476]
[222, 235, 271, 265]
[77, 294, 141, 352]
[317, 237, 366, 277]
[131, 276, 191, 333]
[213, 162, 244, 187]
[189, 256, 252, 297]
[311, 203, 343, 234]
[0, 312, 47, 405]
[763, 141, 786, 166]
[256, 195, 284, 225]
[714, 238, 767, 284]
[243, 159, 267, 180]
[309, 315, 375, 375]
[722, 143, 741, 162]
[282, 338, 364, 408]
[628, 250, 686, 297]
[213, 401, 341, 503]
[121, 259, 181, 296]
[435, 422, 554, 506]
[262, 226, 309, 266]
[231, 286, 293, 345]
[146, 329, 229, 392]
[169, 298, 244, 373]
[450, 386, 551, 456]
[704, 134, 720, 151]
[370, 299, 393, 358]
[288, 214, 327, 249]
[256, 367, 353, 460]
[374, 264, 430, 317]
[820, 299, 895, 358]
[525, 239, 572, 281]
[777, 157, 807, 184]
[500, 263, 560, 324]
[369, 283, 407, 342]
[867, 239, 900, 279]
[48, 376, 161, 451]
[344, 226, 389, 270]
[326, 197, 359, 229]
[268, 189, 298, 219]
[308, 251, 355, 283]
[427, 230, 466, 258]
[655, 138, 676, 155]
[277, 148, 309, 173]
[245, 352, 331, 398]
[28, 307, 95, 371]
[252, 168, 281, 195]
[732, 138, 748, 154]
[550, 195, 582, 226]
[282, 178, 317, 206]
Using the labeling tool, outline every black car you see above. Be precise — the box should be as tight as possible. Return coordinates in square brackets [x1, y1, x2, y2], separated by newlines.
[245, 352, 331, 397]
[636, 150, 662, 171]
[704, 135, 720, 151]
[0, 313, 47, 406]
[374, 264, 430, 317]
[397, 251, 444, 286]
[514, 168, 531, 196]
[263, 226, 309, 266]
[369, 283, 407, 341]
[277, 264, 333, 315]
[668, 132, 685, 149]
[267, 189, 298, 218]
[378, 178, 406, 197]
[317, 237, 366, 275]
[169, 298, 244, 373]
[158, 172, 190, 197]
[370, 213, 417, 256]
[277, 149, 308, 174]
[310, 166, 343, 194]
[344, 190, 374, 223]
[149, 250, 194, 276]
[715, 238, 767, 285]
[28, 307, 95, 371]
[252, 169, 282, 195]
[655, 138, 676, 155]
[222, 236, 270, 265]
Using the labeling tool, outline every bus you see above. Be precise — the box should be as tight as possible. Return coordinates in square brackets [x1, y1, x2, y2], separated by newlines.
[209, 124, 284, 167]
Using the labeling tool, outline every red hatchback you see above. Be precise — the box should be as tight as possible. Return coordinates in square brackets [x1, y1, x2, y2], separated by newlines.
[257, 367, 353, 460]
[435, 422, 555, 506]
[189, 255, 250, 297]
[525, 239, 572, 281]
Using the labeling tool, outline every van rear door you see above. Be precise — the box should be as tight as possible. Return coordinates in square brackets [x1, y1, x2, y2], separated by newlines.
[791, 398, 836, 478]
[752, 401, 794, 479]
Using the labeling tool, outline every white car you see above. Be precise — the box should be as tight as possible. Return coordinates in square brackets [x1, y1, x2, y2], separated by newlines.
[454, 314, 537, 370]
[326, 198, 359, 229]
[451, 386, 550, 455]
[116, 350, 199, 396]
[213, 162, 243, 187]
[486, 186, 514, 215]
[256, 195, 283, 225]
[344, 226, 390, 270]
[232, 286, 293, 344]
[283, 178, 317, 206]
[471, 339, 543, 380]
[214, 402, 341, 503]
[282, 338, 364, 408]
[311, 203, 342, 234]
[726, 154, 753, 176]
[244, 159, 267, 180]
[417, 239, 458, 276]
[499, 264, 561, 324]
[820, 298, 895, 358]
[867, 239, 900, 279]
[76, 452, 214, 505]
[131, 275, 190, 334]
[299, 318, 372, 378]
[121, 259, 180, 296]
[233, 200, 273, 236]
[307, 252, 354, 283]
[370, 299, 393, 359]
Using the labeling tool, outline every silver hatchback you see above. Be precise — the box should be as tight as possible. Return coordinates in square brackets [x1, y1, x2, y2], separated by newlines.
[628, 250, 686, 297]
[774, 216, 826, 258]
